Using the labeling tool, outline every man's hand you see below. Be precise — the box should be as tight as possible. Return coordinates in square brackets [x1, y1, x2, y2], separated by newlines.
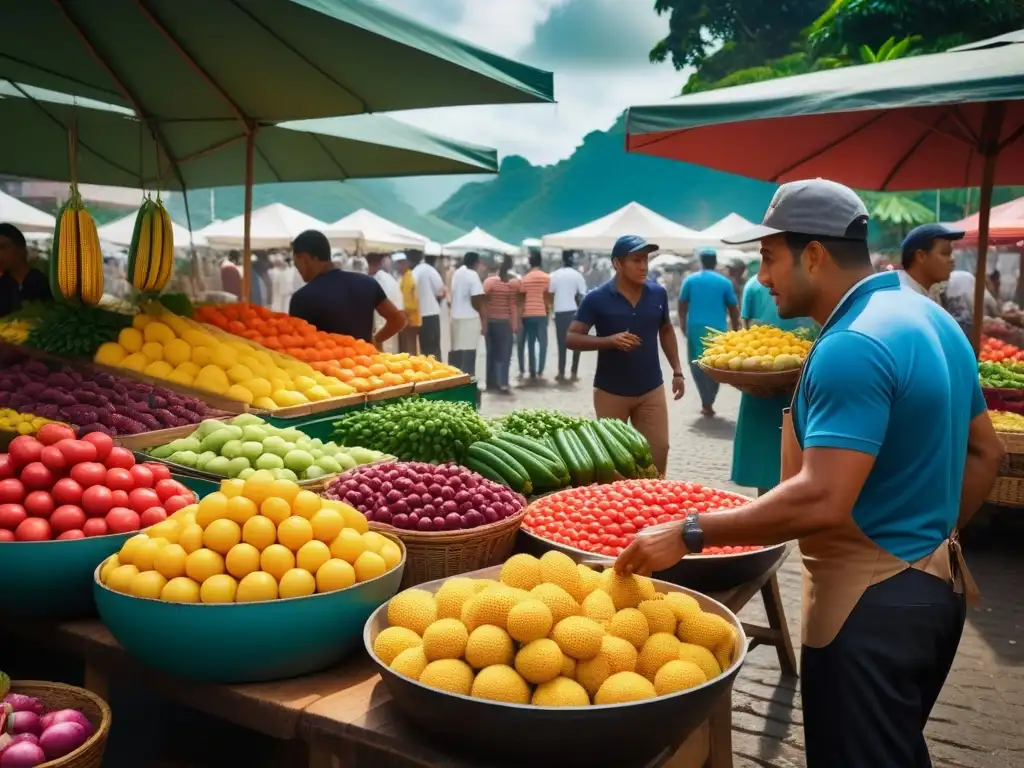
[608, 331, 641, 351]
[671, 374, 685, 401]
[614, 520, 688, 576]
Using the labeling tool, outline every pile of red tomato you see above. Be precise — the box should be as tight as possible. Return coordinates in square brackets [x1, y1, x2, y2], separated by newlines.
[980, 336, 1024, 363]
[0, 423, 196, 541]
[522, 479, 762, 558]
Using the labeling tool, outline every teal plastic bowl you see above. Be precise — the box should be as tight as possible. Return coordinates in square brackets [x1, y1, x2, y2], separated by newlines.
[0, 533, 136, 618]
[94, 535, 406, 683]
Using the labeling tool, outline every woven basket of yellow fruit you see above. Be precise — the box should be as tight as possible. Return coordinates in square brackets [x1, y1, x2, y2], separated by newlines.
[696, 326, 812, 398]
[93, 471, 405, 683]
[364, 553, 746, 768]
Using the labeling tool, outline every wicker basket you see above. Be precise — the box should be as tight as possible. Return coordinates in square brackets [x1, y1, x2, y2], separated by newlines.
[995, 431, 1024, 477]
[370, 507, 528, 589]
[986, 475, 1024, 507]
[6, 681, 111, 768]
[696, 362, 800, 398]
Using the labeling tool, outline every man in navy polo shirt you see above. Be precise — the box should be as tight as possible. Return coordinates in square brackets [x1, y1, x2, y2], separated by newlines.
[899, 223, 964, 298]
[566, 235, 684, 475]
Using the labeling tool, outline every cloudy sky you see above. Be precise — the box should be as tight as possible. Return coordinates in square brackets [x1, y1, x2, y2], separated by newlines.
[378, 0, 689, 166]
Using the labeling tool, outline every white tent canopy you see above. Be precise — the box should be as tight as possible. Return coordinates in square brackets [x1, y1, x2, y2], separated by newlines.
[196, 203, 327, 250]
[541, 202, 701, 252]
[691, 213, 759, 251]
[98, 209, 208, 248]
[443, 227, 517, 255]
[325, 208, 428, 253]
[0, 190, 55, 233]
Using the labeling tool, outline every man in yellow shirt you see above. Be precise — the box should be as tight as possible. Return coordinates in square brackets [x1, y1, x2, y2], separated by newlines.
[394, 253, 420, 354]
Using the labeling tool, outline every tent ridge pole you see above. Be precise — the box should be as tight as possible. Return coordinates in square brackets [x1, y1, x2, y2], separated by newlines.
[969, 102, 1007, 355]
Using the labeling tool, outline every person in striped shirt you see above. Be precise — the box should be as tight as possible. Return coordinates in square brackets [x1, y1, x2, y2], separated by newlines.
[518, 252, 553, 380]
[483, 255, 521, 393]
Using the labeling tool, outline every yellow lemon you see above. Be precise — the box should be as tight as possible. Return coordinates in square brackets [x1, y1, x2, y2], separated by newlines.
[268, 478, 300, 505]
[106, 564, 140, 593]
[132, 538, 165, 572]
[242, 378, 272, 399]
[161, 577, 201, 603]
[196, 492, 229, 528]
[362, 531, 389, 555]
[277, 516, 313, 552]
[379, 541, 402, 570]
[291, 490, 321, 519]
[220, 478, 245, 499]
[260, 544, 295, 581]
[163, 338, 192, 367]
[147, 519, 182, 544]
[316, 559, 356, 593]
[119, 353, 148, 372]
[354, 551, 386, 582]
[296, 540, 331, 574]
[236, 571, 278, 603]
[260, 496, 292, 526]
[310, 509, 344, 543]
[225, 495, 258, 524]
[242, 470, 275, 505]
[278, 568, 316, 599]
[153, 543, 188, 579]
[329, 528, 366, 564]
[322, 499, 367, 534]
[225, 385, 254, 405]
[225, 542, 262, 579]
[118, 327, 143, 353]
[143, 360, 173, 378]
[203, 519, 242, 554]
[178, 522, 204, 554]
[242, 515, 277, 551]
[185, 548, 225, 584]
[130, 570, 167, 599]
[200, 574, 238, 604]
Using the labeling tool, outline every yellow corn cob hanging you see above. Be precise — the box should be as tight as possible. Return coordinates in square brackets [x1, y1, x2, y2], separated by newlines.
[77, 205, 104, 306]
[132, 205, 152, 291]
[58, 202, 79, 301]
[151, 202, 174, 291]
[144, 200, 163, 292]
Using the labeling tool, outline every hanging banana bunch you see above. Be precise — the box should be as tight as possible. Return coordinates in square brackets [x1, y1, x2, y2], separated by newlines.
[127, 196, 175, 293]
[49, 191, 104, 306]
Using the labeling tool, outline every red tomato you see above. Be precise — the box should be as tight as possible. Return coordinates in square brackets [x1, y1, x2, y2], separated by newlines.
[140, 506, 168, 527]
[8, 436, 42, 468]
[81, 485, 114, 518]
[105, 506, 141, 534]
[0, 503, 27, 530]
[39, 445, 69, 473]
[110, 489, 130, 508]
[14, 517, 51, 541]
[104, 468, 135, 492]
[162, 495, 192, 515]
[128, 488, 161, 514]
[51, 478, 84, 506]
[82, 518, 109, 537]
[55, 438, 98, 465]
[143, 462, 171, 483]
[50, 505, 87, 534]
[80, 431, 114, 461]
[70, 462, 107, 489]
[128, 465, 154, 489]
[0, 529, 14, 542]
[104, 447, 135, 470]
[23, 491, 55, 519]
[0, 454, 13, 481]
[19, 462, 54, 491]
[155, 478, 185, 502]
[57, 529, 85, 540]
[36, 423, 76, 446]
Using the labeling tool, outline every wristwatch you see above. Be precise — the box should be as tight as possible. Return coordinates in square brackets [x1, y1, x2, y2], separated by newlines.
[672, 371, 684, 379]
[680, 513, 704, 554]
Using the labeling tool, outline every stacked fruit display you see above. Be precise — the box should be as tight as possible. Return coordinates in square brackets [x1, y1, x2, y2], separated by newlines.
[991, 410, 1024, 432]
[980, 336, 1024, 364]
[1, 685, 98, 766]
[0, 355, 223, 436]
[324, 462, 526, 531]
[93, 310, 356, 408]
[146, 414, 386, 481]
[193, 302, 463, 389]
[979, 360, 1024, 390]
[371, 551, 738, 706]
[0, 425, 195, 542]
[22, 302, 133, 359]
[698, 326, 811, 372]
[97, 472, 402, 603]
[522, 480, 758, 559]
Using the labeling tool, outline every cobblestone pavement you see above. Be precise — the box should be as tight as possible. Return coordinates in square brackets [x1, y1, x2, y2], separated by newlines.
[456, 322, 1024, 768]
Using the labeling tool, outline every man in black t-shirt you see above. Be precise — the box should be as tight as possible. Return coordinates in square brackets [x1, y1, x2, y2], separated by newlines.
[289, 230, 406, 346]
[0, 223, 51, 318]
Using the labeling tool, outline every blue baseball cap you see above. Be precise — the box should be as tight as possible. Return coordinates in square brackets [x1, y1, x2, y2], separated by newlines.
[901, 224, 965, 266]
[611, 235, 658, 260]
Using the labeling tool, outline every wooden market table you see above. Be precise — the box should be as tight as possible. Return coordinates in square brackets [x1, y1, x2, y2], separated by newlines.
[3, 545, 796, 768]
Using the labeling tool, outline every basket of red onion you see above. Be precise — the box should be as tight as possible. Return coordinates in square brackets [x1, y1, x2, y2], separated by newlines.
[322, 462, 528, 588]
[1, 682, 110, 768]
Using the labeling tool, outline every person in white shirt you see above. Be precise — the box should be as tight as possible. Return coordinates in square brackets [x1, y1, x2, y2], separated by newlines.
[368, 253, 403, 353]
[448, 251, 485, 376]
[412, 252, 446, 359]
[550, 250, 588, 382]
[898, 223, 963, 298]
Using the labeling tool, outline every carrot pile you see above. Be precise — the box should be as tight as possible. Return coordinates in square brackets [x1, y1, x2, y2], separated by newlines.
[193, 303, 461, 393]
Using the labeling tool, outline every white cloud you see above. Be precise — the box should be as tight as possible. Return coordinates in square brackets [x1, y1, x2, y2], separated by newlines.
[377, 0, 688, 166]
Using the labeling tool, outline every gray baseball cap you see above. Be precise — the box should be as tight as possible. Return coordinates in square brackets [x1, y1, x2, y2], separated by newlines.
[723, 179, 869, 245]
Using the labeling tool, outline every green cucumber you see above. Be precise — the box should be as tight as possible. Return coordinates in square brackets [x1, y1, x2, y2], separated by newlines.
[554, 429, 587, 486]
[472, 441, 531, 494]
[606, 419, 654, 466]
[466, 457, 514, 488]
[561, 428, 594, 485]
[491, 435, 563, 489]
[576, 423, 615, 482]
[497, 432, 564, 467]
[593, 421, 637, 478]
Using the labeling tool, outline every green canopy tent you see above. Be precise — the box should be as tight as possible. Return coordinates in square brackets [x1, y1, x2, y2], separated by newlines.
[625, 35, 1024, 351]
[0, 0, 554, 298]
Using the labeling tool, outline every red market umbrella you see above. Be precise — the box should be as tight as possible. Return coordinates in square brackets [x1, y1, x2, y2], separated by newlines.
[625, 36, 1024, 351]
[954, 195, 1024, 247]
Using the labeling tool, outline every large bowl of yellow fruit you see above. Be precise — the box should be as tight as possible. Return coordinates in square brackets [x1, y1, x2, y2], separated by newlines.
[697, 326, 813, 398]
[364, 553, 746, 768]
[93, 471, 405, 683]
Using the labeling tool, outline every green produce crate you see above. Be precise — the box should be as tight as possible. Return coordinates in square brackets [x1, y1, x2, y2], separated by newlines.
[174, 473, 219, 499]
[262, 399, 366, 431]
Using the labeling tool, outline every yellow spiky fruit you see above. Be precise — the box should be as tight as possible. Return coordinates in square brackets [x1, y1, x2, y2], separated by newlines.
[145, 202, 163, 291]
[77, 206, 104, 305]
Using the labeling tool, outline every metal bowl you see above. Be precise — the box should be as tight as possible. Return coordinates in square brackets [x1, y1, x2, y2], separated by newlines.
[364, 565, 747, 767]
[516, 528, 788, 592]
[94, 535, 406, 684]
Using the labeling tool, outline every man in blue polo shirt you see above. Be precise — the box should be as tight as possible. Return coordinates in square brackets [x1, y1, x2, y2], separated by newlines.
[614, 180, 1004, 767]
[566, 235, 684, 475]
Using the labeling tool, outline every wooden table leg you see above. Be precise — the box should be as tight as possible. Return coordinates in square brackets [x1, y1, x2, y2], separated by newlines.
[82, 662, 108, 701]
[704, 686, 733, 768]
[760, 573, 798, 678]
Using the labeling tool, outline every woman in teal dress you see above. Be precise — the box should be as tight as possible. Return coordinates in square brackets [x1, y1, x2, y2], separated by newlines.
[730, 274, 817, 495]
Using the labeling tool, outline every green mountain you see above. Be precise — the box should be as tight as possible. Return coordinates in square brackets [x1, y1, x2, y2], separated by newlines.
[164, 179, 463, 243]
[432, 114, 779, 244]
